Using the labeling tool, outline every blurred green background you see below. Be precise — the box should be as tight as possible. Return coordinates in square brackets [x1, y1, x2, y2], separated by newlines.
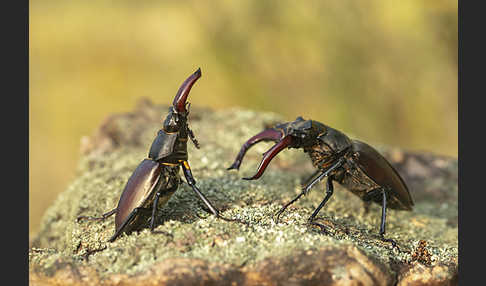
[29, 0, 457, 236]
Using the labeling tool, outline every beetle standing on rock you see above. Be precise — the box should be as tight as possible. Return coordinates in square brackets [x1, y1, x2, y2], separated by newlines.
[77, 68, 242, 242]
[228, 116, 413, 246]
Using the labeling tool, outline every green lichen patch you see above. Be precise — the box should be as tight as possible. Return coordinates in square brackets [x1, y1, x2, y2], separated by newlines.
[30, 102, 458, 284]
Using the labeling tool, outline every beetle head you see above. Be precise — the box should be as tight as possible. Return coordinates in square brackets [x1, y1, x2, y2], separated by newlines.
[276, 117, 322, 148]
[279, 117, 352, 153]
[242, 117, 352, 180]
[163, 106, 185, 133]
[242, 117, 321, 180]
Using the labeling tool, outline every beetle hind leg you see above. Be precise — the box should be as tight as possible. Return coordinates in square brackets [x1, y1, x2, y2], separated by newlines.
[364, 188, 399, 249]
[379, 189, 400, 249]
[76, 208, 117, 223]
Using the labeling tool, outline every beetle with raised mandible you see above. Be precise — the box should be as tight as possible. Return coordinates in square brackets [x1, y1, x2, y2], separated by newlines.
[77, 68, 241, 242]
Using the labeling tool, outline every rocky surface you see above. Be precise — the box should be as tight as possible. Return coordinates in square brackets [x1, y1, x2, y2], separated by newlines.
[29, 98, 458, 285]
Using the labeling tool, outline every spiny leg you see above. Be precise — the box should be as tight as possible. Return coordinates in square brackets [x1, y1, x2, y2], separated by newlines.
[274, 191, 305, 223]
[301, 169, 321, 187]
[307, 176, 334, 233]
[181, 161, 247, 225]
[77, 208, 117, 222]
[303, 157, 345, 194]
[274, 158, 344, 223]
[274, 170, 329, 223]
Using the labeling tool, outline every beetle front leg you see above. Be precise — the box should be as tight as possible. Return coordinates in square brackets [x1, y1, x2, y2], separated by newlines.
[187, 126, 200, 149]
[302, 157, 345, 195]
[274, 170, 322, 222]
[274, 158, 344, 223]
[181, 161, 248, 225]
[301, 170, 321, 187]
[181, 161, 220, 216]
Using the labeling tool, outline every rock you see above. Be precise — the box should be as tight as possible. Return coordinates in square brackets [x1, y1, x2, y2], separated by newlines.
[29, 98, 458, 285]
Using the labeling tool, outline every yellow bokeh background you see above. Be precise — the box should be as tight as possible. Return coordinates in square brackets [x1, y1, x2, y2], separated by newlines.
[29, 0, 457, 236]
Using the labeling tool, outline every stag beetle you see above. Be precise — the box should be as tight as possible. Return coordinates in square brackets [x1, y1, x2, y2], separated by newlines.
[228, 116, 413, 246]
[77, 68, 242, 242]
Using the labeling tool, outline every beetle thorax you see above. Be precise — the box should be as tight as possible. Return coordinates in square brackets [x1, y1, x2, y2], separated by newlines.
[304, 143, 336, 169]
[305, 126, 353, 169]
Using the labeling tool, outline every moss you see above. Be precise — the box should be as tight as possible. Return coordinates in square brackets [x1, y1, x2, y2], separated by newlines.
[30, 105, 458, 280]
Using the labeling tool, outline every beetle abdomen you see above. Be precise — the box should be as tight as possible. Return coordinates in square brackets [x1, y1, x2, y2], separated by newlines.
[115, 159, 163, 231]
[351, 140, 413, 210]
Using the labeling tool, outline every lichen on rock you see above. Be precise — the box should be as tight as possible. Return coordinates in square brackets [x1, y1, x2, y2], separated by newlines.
[30, 99, 458, 285]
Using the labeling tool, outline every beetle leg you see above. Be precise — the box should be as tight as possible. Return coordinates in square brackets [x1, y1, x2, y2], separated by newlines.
[150, 192, 161, 231]
[181, 161, 220, 216]
[378, 188, 399, 248]
[364, 188, 391, 236]
[149, 188, 176, 240]
[379, 189, 387, 235]
[307, 176, 334, 231]
[77, 208, 117, 222]
[274, 158, 344, 223]
[302, 157, 345, 195]
[181, 161, 248, 225]
[187, 126, 200, 149]
[108, 207, 152, 242]
[301, 170, 322, 187]
[150, 183, 178, 231]
[276, 170, 326, 220]
[362, 188, 398, 248]
[274, 191, 306, 223]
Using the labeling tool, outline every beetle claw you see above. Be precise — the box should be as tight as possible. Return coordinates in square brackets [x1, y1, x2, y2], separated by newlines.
[308, 221, 330, 235]
[227, 161, 241, 171]
[273, 209, 287, 224]
[380, 235, 400, 250]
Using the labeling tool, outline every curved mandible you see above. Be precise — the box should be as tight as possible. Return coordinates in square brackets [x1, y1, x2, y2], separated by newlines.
[227, 128, 283, 170]
[242, 135, 293, 180]
[172, 68, 202, 113]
